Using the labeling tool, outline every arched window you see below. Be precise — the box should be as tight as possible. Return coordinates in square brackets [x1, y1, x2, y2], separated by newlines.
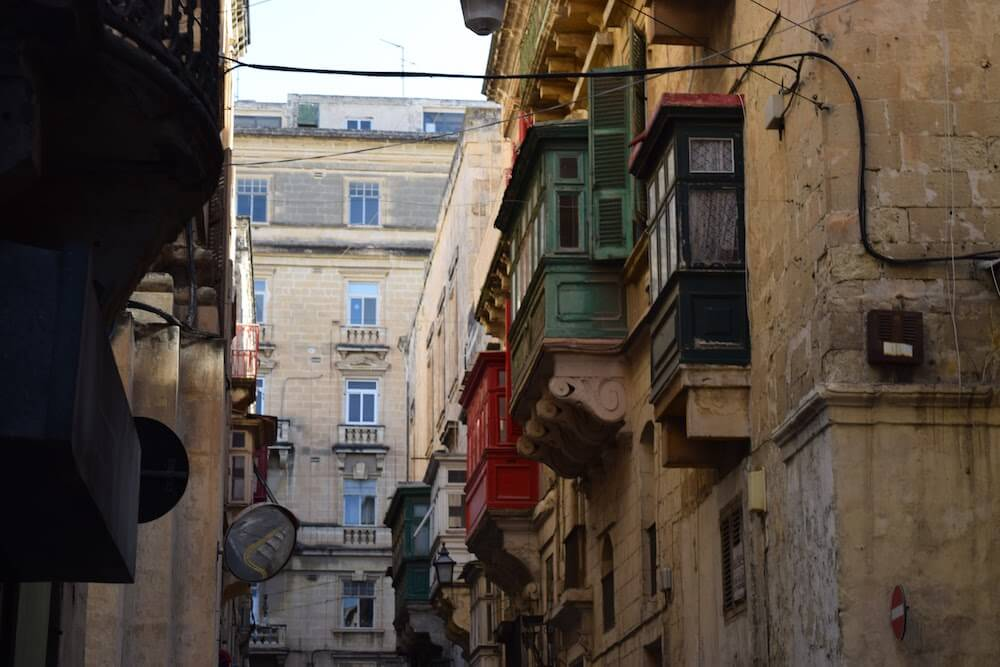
[601, 535, 616, 631]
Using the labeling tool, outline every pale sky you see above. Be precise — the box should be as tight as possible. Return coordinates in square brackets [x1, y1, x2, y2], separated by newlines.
[235, 0, 493, 103]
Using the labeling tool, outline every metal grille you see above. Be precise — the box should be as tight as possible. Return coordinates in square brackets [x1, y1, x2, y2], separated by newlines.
[688, 190, 739, 265]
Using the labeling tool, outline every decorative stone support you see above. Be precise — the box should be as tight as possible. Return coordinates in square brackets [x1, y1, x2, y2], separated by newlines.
[466, 509, 540, 611]
[432, 585, 471, 659]
[516, 372, 627, 479]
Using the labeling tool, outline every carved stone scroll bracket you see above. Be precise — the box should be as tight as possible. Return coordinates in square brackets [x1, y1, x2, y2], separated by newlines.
[516, 375, 626, 479]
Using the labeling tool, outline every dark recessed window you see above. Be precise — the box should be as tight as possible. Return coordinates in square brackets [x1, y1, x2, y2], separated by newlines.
[564, 526, 585, 589]
[601, 535, 616, 631]
[558, 193, 580, 249]
[720, 498, 746, 617]
[559, 156, 579, 180]
[646, 523, 658, 596]
[447, 469, 467, 484]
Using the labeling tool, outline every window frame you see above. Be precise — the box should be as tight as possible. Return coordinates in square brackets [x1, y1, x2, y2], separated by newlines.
[346, 282, 380, 327]
[346, 118, 373, 131]
[254, 278, 269, 324]
[344, 379, 379, 425]
[343, 478, 378, 526]
[720, 497, 747, 619]
[347, 181, 381, 227]
[447, 492, 465, 530]
[341, 578, 376, 628]
[237, 177, 270, 224]
[227, 451, 252, 505]
[254, 376, 266, 415]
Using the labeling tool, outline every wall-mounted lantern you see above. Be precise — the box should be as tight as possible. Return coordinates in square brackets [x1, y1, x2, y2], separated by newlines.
[433, 544, 457, 585]
[460, 0, 506, 35]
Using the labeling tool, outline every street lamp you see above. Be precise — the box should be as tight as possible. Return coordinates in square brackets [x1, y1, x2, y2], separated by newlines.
[460, 0, 506, 35]
[433, 544, 457, 585]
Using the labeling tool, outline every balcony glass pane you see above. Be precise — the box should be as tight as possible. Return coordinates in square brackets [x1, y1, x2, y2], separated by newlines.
[558, 193, 580, 249]
[689, 138, 735, 173]
[559, 156, 579, 180]
[688, 190, 740, 266]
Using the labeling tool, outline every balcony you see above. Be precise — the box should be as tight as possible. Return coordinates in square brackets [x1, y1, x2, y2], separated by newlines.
[249, 624, 288, 654]
[233, 324, 261, 380]
[460, 351, 540, 600]
[5, 0, 223, 324]
[337, 424, 386, 448]
[296, 525, 386, 550]
[629, 93, 751, 471]
[488, 120, 635, 479]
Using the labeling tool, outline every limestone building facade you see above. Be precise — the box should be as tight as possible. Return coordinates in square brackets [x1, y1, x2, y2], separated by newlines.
[236, 95, 492, 667]
[407, 1, 1000, 666]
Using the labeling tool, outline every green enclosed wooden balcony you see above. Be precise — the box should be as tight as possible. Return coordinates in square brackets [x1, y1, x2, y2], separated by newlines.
[494, 81, 640, 478]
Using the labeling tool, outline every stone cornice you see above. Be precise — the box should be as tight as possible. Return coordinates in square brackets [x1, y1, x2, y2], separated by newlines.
[771, 383, 998, 458]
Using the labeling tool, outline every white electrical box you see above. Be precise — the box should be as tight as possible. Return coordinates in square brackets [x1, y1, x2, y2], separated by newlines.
[748, 468, 767, 513]
[765, 94, 785, 131]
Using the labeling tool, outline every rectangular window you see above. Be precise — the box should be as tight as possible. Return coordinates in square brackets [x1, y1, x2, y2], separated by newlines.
[348, 282, 379, 326]
[687, 188, 740, 266]
[720, 498, 747, 616]
[254, 278, 268, 323]
[447, 469, 467, 484]
[448, 493, 465, 529]
[564, 527, 585, 589]
[689, 137, 735, 173]
[341, 579, 375, 627]
[545, 554, 554, 610]
[237, 179, 268, 223]
[254, 377, 266, 414]
[349, 183, 380, 226]
[228, 453, 250, 504]
[346, 380, 378, 424]
[343, 479, 377, 526]
[235, 115, 282, 129]
[231, 431, 247, 449]
[647, 523, 658, 596]
[347, 118, 373, 131]
[557, 193, 581, 249]
[423, 111, 465, 134]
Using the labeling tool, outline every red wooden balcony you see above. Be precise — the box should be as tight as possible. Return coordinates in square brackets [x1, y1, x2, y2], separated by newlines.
[461, 351, 538, 538]
[232, 323, 260, 380]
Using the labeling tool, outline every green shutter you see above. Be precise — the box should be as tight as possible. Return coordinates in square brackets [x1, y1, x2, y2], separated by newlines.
[629, 25, 648, 229]
[589, 69, 633, 259]
[297, 102, 318, 127]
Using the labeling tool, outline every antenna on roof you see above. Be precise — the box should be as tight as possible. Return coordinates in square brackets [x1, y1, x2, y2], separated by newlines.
[380, 39, 416, 97]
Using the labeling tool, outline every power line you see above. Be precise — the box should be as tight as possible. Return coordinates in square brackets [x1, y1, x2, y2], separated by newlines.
[617, 0, 818, 110]
[230, 0, 863, 168]
[743, 0, 828, 41]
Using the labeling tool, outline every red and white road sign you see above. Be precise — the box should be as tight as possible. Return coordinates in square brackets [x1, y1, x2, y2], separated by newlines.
[890, 585, 907, 640]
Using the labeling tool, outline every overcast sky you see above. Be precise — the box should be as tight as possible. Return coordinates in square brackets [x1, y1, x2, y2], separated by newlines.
[235, 0, 493, 103]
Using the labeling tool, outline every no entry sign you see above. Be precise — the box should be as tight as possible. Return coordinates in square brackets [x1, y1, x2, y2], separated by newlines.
[890, 585, 907, 640]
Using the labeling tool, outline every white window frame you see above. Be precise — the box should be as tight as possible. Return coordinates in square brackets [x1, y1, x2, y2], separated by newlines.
[340, 578, 377, 628]
[254, 278, 269, 324]
[346, 282, 380, 326]
[237, 177, 270, 224]
[254, 377, 266, 415]
[346, 118, 373, 131]
[343, 478, 378, 526]
[347, 181, 381, 227]
[344, 379, 379, 425]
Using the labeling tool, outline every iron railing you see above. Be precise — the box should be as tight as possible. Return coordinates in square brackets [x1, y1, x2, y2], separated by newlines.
[232, 323, 260, 379]
[99, 0, 221, 126]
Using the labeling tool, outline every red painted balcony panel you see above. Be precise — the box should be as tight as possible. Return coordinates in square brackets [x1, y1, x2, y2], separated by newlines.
[232, 323, 260, 379]
[461, 351, 538, 538]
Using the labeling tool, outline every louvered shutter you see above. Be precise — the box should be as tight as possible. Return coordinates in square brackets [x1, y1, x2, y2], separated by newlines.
[589, 69, 633, 259]
[629, 25, 648, 233]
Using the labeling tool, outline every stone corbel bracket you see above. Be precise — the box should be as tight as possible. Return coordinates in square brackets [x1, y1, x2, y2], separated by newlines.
[517, 375, 626, 478]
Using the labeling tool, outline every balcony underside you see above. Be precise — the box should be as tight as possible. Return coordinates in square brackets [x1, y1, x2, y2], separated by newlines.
[513, 346, 628, 479]
[655, 365, 751, 471]
[4, 8, 223, 326]
[466, 508, 539, 603]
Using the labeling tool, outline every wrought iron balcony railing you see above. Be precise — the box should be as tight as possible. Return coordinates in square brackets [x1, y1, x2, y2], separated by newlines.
[232, 323, 260, 380]
[99, 0, 221, 127]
